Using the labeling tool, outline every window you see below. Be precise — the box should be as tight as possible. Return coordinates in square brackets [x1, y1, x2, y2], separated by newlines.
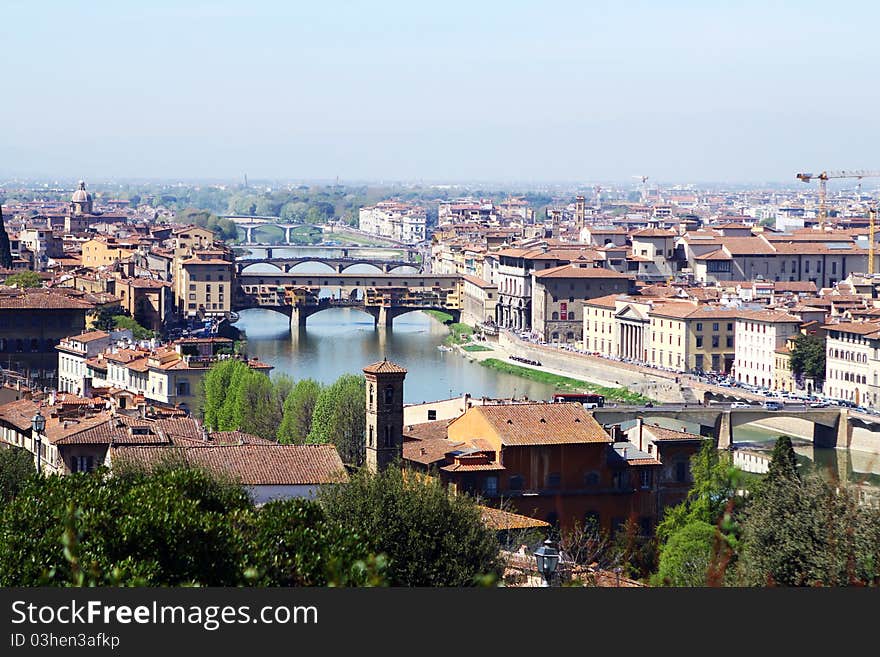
[726, 336, 734, 348]
[675, 461, 688, 482]
[696, 336, 703, 348]
[508, 475, 523, 490]
[368, 425, 374, 447]
[713, 322, 719, 331]
[484, 476, 498, 496]
[584, 471, 600, 487]
[712, 335, 719, 348]
[612, 471, 628, 490]
[427, 409, 437, 421]
[546, 472, 561, 488]
[384, 385, 394, 405]
[696, 322, 703, 332]
[640, 469, 653, 489]
[384, 425, 393, 447]
[727, 323, 733, 331]
[176, 380, 190, 396]
[72, 455, 95, 473]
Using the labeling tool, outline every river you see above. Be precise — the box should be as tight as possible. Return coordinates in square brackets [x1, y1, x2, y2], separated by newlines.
[234, 308, 558, 404]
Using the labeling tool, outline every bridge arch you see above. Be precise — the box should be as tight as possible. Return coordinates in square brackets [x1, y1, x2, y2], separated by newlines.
[240, 261, 284, 273]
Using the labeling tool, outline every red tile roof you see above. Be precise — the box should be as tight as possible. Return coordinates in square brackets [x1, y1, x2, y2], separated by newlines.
[456, 403, 611, 446]
[110, 444, 348, 485]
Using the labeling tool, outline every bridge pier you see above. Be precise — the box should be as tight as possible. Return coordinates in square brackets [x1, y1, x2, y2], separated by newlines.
[715, 411, 733, 450]
[813, 410, 850, 449]
[377, 306, 393, 329]
[284, 226, 293, 244]
[335, 263, 345, 274]
[266, 247, 273, 259]
[290, 305, 308, 329]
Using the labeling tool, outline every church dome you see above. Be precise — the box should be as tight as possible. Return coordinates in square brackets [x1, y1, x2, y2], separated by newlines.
[71, 180, 91, 203]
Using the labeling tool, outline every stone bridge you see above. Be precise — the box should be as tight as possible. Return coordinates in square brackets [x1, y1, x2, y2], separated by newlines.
[233, 272, 462, 329]
[237, 257, 422, 274]
[592, 406, 858, 449]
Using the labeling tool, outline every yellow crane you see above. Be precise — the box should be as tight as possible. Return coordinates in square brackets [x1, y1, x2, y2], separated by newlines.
[796, 170, 880, 228]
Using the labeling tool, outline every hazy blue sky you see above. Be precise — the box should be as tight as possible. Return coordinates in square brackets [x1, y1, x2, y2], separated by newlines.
[2, 1, 876, 183]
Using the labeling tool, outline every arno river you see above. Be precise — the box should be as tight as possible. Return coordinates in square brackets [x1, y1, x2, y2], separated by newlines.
[234, 307, 557, 404]
[236, 249, 559, 403]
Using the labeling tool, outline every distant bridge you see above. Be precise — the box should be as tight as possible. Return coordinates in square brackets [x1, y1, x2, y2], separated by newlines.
[237, 257, 422, 275]
[233, 272, 461, 328]
[592, 405, 868, 449]
[223, 216, 324, 244]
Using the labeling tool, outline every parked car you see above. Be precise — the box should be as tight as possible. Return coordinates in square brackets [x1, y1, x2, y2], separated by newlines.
[763, 400, 783, 410]
[731, 402, 752, 409]
[809, 401, 830, 408]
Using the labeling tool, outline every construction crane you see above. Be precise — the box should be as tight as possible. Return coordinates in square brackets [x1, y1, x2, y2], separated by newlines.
[632, 175, 649, 204]
[870, 206, 877, 276]
[796, 170, 880, 228]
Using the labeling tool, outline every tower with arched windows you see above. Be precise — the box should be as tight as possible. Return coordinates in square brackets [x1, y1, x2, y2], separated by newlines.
[363, 358, 407, 473]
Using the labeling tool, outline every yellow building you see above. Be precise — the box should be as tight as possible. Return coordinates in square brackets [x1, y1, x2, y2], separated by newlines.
[81, 237, 139, 268]
[174, 251, 234, 319]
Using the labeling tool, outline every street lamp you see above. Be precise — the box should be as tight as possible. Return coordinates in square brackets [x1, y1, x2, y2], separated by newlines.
[31, 410, 45, 474]
[533, 539, 560, 587]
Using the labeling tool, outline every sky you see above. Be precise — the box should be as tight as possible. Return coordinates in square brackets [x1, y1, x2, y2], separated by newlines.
[1, 0, 878, 184]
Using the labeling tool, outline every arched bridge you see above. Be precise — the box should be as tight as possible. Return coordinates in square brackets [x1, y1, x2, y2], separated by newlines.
[233, 272, 461, 329]
[593, 405, 856, 449]
[237, 257, 422, 274]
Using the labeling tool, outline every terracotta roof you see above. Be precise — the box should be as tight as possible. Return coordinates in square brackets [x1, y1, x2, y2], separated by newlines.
[67, 330, 110, 343]
[695, 248, 733, 261]
[480, 506, 549, 530]
[208, 431, 276, 446]
[737, 310, 803, 323]
[363, 359, 408, 374]
[403, 419, 452, 442]
[0, 287, 95, 309]
[54, 415, 167, 446]
[403, 437, 465, 465]
[774, 281, 818, 293]
[643, 424, 705, 442]
[440, 461, 506, 472]
[631, 228, 676, 238]
[456, 403, 611, 446]
[533, 263, 633, 280]
[110, 444, 348, 485]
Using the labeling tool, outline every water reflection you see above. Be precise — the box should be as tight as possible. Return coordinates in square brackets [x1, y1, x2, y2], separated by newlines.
[235, 308, 559, 404]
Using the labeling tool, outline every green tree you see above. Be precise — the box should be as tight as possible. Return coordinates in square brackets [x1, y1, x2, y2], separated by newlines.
[0, 464, 379, 587]
[789, 332, 826, 383]
[230, 369, 281, 440]
[320, 467, 502, 586]
[653, 520, 718, 587]
[277, 378, 323, 444]
[0, 206, 13, 269]
[308, 374, 365, 466]
[736, 436, 818, 586]
[4, 271, 42, 288]
[0, 446, 34, 506]
[217, 361, 252, 430]
[111, 314, 155, 340]
[653, 441, 744, 586]
[201, 359, 242, 429]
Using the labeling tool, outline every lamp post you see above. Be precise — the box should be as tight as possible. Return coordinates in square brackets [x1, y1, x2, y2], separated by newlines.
[31, 410, 45, 475]
[533, 538, 560, 587]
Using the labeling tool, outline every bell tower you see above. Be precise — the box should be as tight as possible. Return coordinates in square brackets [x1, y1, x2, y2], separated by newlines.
[363, 358, 407, 473]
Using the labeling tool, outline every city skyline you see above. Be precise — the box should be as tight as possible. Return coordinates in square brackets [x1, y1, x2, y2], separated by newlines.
[2, 1, 878, 183]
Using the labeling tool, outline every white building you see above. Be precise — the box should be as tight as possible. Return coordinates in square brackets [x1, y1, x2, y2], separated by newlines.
[56, 330, 132, 395]
[359, 201, 426, 244]
[734, 310, 802, 389]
